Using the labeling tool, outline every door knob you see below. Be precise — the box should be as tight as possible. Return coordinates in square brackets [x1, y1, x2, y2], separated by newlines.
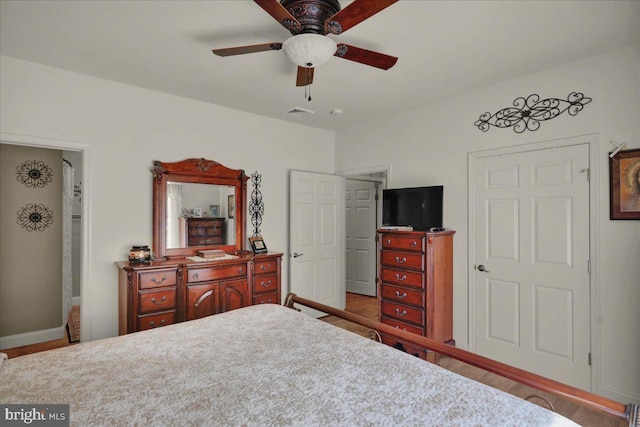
[292, 252, 304, 258]
[477, 264, 490, 273]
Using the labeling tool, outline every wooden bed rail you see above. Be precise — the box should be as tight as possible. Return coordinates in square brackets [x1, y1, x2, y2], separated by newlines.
[284, 293, 638, 426]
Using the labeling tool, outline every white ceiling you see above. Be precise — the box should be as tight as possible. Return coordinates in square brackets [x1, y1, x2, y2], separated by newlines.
[2, 0, 639, 132]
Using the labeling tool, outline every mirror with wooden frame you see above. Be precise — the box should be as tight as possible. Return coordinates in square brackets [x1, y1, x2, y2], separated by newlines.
[152, 158, 248, 259]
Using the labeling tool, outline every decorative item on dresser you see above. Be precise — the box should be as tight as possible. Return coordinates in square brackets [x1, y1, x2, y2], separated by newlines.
[377, 229, 455, 363]
[116, 158, 282, 335]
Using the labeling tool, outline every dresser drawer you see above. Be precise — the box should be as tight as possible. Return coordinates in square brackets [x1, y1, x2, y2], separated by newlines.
[253, 273, 278, 293]
[380, 284, 423, 307]
[381, 316, 424, 335]
[380, 235, 424, 252]
[138, 268, 178, 289]
[381, 301, 423, 326]
[380, 268, 423, 289]
[252, 292, 278, 305]
[381, 250, 424, 270]
[137, 311, 176, 331]
[254, 258, 278, 274]
[187, 263, 247, 283]
[138, 288, 176, 314]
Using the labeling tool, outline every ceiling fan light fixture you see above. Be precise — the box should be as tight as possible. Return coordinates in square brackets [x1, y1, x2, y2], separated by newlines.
[282, 34, 337, 68]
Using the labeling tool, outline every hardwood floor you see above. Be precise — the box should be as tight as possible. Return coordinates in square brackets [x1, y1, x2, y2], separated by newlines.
[320, 293, 625, 427]
[2, 336, 73, 358]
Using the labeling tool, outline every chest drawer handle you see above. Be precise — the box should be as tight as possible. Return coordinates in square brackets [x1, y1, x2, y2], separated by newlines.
[150, 296, 167, 305]
[411, 241, 417, 247]
[395, 273, 407, 281]
[260, 264, 271, 271]
[260, 299, 273, 304]
[151, 276, 167, 284]
[395, 291, 407, 299]
[238, 267, 244, 274]
[192, 272, 199, 279]
[385, 239, 391, 246]
[394, 326, 408, 331]
[149, 319, 166, 328]
[395, 308, 407, 317]
[261, 280, 272, 287]
[395, 256, 407, 264]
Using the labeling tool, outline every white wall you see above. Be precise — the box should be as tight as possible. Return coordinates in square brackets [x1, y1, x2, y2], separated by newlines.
[0, 55, 335, 342]
[336, 44, 640, 403]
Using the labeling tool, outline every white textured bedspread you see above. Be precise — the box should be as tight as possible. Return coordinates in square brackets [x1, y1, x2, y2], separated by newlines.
[1, 304, 578, 426]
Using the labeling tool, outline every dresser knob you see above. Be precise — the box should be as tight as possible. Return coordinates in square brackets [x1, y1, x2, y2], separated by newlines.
[238, 268, 244, 273]
[151, 276, 167, 284]
[261, 280, 272, 287]
[385, 239, 391, 245]
[192, 272, 199, 279]
[395, 256, 406, 264]
[395, 291, 407, 299]
[395, 273, 407, 281]
[260, 264, 271, 271]
[150, 296, 167, 305]
[149, 319, 166, 328]
[395, 308, 407, 317]
[411, 241, 417, 247]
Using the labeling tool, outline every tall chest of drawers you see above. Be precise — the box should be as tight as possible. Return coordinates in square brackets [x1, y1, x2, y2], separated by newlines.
[377, 230, 455, 362]
[117, 252, 282, 334]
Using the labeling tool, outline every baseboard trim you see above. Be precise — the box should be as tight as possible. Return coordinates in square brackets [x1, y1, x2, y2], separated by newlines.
[0, 326, 66, 350]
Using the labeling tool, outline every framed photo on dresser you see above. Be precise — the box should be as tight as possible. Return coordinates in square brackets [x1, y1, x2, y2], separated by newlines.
[249, 236, 268, 254]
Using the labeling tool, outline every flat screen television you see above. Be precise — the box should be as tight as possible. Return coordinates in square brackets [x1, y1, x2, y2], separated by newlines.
[382, 186, 443, 231]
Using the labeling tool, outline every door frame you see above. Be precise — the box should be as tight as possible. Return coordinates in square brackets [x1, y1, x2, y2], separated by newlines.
[1, 131, 92, 343]
[337, 163, 391, 230]
[467, 133, 600, 393]
[338, 164, 391, 297]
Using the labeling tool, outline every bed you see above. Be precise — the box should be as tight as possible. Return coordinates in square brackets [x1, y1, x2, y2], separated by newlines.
[1, 296, 635, 426]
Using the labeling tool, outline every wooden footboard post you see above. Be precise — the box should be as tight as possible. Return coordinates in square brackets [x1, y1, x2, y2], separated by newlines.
[283, 293, 638, 426]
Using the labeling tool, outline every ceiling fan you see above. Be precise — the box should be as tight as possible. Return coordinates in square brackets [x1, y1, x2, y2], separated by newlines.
[212, 0, 399, 88]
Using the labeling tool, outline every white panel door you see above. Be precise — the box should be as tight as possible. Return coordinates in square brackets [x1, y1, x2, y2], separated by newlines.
[473, 143, 591, 390]
[345, 179, 377, 296]
[290, 171, 346, 315]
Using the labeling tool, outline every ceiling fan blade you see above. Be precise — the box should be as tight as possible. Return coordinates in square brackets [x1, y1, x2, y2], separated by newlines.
[254, 0, 301, 32]
[296, 66, 314, 87]
[212, 43, 282, 57]
[325, 0, 398, 35]
[335, 44, 398, 70]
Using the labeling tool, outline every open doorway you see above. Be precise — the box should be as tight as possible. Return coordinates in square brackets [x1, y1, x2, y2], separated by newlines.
[0, 144, 83, 349]
[340, 165, 389, 302]
[0, 132, 90, 350]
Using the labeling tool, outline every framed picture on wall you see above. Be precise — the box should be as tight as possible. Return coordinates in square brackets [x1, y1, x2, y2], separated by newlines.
[228, 195, 235, 219]
[609, 148, 640, 220]
[249, 236, 268, 254]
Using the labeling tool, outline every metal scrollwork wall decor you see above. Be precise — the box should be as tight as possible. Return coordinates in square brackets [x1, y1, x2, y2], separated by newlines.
[249, 171, 264, 237]
[474, 92, 592, 133]
[17, 203, 54, 232]
[15, 160, 53, 188]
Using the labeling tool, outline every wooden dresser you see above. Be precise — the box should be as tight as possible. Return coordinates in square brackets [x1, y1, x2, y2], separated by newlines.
[377, 229, 455, 362]
[185, 217, 225, 246]
[117, 252, 282, 334]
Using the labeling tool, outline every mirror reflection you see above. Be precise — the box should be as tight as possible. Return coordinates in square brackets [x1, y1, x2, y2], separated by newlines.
[166, 182, 236, 249]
